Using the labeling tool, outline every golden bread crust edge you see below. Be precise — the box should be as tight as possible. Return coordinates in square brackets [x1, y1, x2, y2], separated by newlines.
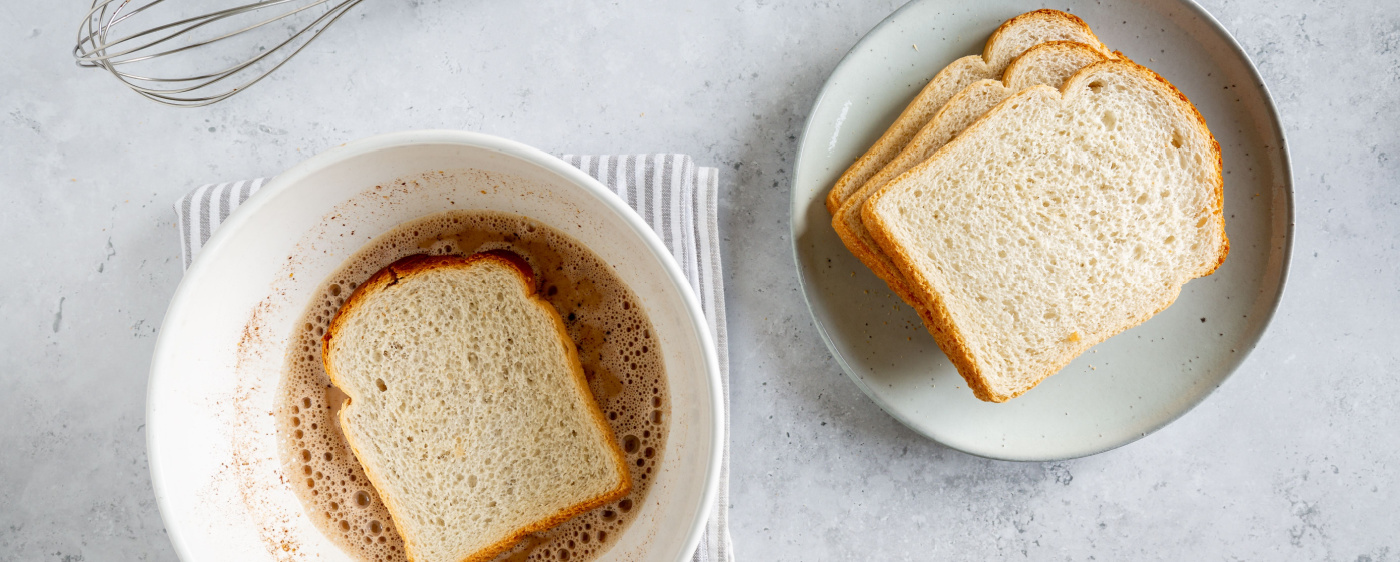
[981, 10, 1109, 68]
[833, 42, 1114, 313]
[322, 252, 632, 562]
[863, 60, 1227, 402]
[830, 209, 922, 308]
[823, 9, 1106, 215]
[822, 52, 983, 214]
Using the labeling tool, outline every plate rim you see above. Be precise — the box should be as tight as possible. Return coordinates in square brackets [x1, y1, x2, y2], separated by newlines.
[788, 0, 1295, 461]
[147, 130, 724, 560]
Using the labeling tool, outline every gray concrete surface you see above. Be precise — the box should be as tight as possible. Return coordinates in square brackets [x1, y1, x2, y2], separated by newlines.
[2, 0, 1397, 560]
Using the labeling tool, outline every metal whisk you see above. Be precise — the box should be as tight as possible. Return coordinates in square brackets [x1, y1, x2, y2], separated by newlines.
[74, 0, 366, 107]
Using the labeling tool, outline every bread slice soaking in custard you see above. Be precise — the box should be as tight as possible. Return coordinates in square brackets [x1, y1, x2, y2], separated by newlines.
[322, 251, 630, 562]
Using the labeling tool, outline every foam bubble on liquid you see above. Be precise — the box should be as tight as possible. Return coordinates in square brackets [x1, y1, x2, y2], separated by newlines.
[276, 210, 669, 562]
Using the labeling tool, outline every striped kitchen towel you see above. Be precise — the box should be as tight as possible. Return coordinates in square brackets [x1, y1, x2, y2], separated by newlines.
[173, 154, 733, 562]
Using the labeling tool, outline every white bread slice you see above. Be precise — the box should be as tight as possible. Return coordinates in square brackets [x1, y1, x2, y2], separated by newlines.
[863, 60, 1229, 402]
[834, 42, 1113, 306]
[823, 9, 1112, 215]
[322, 252, 630, 562]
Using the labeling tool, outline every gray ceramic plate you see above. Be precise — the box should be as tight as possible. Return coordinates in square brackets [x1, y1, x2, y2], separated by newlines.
[791, 0, 1292, 461]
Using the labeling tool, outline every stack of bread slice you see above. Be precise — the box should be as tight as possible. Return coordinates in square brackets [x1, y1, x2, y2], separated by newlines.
[829, 10, 1229, 402]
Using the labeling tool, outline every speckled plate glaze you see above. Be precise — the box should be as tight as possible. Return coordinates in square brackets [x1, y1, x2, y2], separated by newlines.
[148, 131, 722, 561]
[791, 0, 1292, 461]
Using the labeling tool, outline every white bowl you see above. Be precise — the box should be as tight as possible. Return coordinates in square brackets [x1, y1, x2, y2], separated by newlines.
[148, 130, 723, 561]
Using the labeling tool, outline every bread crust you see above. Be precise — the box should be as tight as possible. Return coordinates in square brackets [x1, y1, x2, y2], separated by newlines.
[832, 41, 1113, 312]
[322, 252, 631, 562]
[823, 9, 1111, 215]
[863, 60, 1228, 402]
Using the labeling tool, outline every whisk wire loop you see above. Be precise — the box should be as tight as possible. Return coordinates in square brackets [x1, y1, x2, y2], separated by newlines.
[73, 0, 365, 107]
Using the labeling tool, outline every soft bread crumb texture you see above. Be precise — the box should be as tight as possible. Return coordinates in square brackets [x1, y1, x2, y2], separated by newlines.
[834, 41, 1111, 305]
[323, 253, 629, 562]
[824, 9, 1112, 214]
[865, 61, 1227, 402]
